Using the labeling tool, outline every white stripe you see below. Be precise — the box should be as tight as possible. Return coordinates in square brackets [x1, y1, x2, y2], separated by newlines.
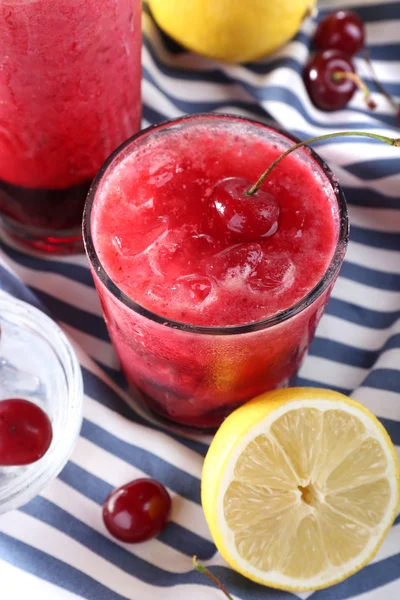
[347, 241, 400, 275]
[0, 512, 219, 600]
[143, 46, 255, 104]
[0, 559, 82, 600]
[221, 66, 398, 129]
[356, 56, 400, 86]
[0, 257, 102, 315]
[374, 347, 400, 370]
[367, 20, 400, 45]
[84, 395, 205, 480]
[71, 435, 211, 541]
[61, 323, 116, 369]
[332, 277, 400, 312]
[300, 355, 367, 389]
[0, 253, 18, 277]
[349, 206, 400, 233]
[143, 79, 183, 119]
[348, 580, 400, 600]
[370, 522, 400, 564]
[317, 314, 400, 351]
[352, 387, 400, 421]
[332, 164, 400, 199]
[260, 101, 399, 158]
[41, 478, 190, 571]
[72, 436, 207, 537]
[316, 141, 400, 166]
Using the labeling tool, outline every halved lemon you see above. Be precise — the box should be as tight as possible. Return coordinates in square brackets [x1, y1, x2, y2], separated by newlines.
[202, 388, 400, 591]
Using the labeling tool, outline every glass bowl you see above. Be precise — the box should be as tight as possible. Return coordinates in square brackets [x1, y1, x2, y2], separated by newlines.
[0, 291, 83, 513]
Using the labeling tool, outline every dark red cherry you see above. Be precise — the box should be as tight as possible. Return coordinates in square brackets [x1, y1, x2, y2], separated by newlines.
[313, 10, 365, 56]
[0, 399, 53, 466]
[304, 50, 356, 111]
[103, 478, 171, 543]
[209, 177, 280, 243]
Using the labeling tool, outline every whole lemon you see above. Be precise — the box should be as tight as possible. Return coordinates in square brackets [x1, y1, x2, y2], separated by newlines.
[148, 0, 317, 63]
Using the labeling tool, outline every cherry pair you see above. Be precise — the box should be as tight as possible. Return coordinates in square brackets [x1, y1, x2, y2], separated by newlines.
[304, 10, 370, 111]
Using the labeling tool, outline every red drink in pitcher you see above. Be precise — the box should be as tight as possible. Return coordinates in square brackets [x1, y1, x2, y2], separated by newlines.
[0, 0, 142, 253]
[84, 114, 348, 430]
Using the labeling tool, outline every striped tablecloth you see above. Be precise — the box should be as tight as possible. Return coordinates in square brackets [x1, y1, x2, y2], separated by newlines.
[1, 0, 400, 598]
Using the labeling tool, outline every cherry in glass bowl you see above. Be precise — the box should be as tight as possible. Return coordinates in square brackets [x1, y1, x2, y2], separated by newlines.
[0, 291, 83, 513]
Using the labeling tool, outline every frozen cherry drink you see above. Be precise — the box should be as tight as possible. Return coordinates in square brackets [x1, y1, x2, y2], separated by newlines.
[84, 115, 348, 429]
[0, 0, 142, 253]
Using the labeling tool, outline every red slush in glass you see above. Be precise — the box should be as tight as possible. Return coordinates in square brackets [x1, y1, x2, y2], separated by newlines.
[0, 0, 142, 253]
[84, 115, 348, 430]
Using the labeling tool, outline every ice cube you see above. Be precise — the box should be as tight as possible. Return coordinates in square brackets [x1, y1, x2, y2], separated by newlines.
[147, 275, 213, 312]
[248, 252, 296, 293]
[172, 275, 213, 306]
[149, 229, 215, 279]
[112, 224, 168, 259]
[211, 243, 263, 285]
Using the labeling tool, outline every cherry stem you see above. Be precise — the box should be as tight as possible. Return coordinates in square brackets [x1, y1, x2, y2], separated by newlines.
[246, 131, 400, 196]
[364, 49, 399, 111]
[193, 556, 234, 600]
[332, 71, 377, 110]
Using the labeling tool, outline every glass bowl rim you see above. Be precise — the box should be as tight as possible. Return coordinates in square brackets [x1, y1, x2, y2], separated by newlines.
[0, 291, 83, 512]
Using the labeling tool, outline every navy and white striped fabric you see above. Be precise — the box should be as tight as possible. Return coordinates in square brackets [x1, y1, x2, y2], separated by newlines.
[1, 0, 400, 598]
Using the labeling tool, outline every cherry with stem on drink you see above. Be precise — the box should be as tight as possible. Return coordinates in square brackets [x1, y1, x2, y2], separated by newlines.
[246, 131, 400, 197]
[210, 131, 399, 238]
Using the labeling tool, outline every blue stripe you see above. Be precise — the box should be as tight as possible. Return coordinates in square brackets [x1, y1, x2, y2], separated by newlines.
[310, 333, 400, 372]
[82, 367, 209, 456]
[22, 496, 214, 566]
[361, 368, 400, 394]
[326, 298, 399, 330]
[144, 65, 399, 131]
[0, 532, 129, 600]
[81, 419, 202, 505]
[0, 241, 94, 287]
[59, 462, 214, 558]
[0, 264, 44, 311]
[146, 40, 400, 106]
[339, 188, 399, 210]
[313, 551, 400, 600]
[345, 158, 400, 180]
[340, 262, 400, 291]
[367, 44, 400, 61]
[350, 226, 400, 251]
[32, 289, 110, 342]
[379, 417, 400, 446]
[0, 531, 297, 600]
[310, 338, 377, 369]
